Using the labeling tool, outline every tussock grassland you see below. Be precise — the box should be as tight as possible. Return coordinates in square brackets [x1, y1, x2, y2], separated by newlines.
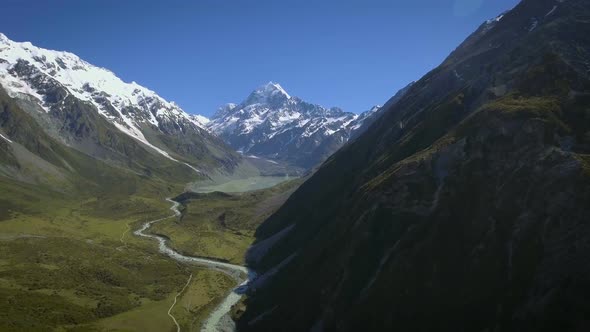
[0, 176, 232, 331]
[151, 179, 302, 265]
[0, 174, 300, 331]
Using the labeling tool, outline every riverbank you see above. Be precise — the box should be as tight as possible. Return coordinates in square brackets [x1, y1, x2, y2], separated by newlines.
[133, 198, 255, 332]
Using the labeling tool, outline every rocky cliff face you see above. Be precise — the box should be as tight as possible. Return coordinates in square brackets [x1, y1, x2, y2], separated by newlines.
[238, 0, 590, 331]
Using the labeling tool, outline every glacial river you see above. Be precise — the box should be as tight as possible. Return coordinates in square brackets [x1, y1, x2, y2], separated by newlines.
[134, 198, 256, 332]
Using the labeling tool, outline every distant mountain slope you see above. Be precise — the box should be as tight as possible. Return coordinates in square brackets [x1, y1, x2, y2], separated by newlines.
[207, 82, 394, 169]
[238, 0, 590, 331]
[0, 85, 196, 195]
[0, 33, 240, 176]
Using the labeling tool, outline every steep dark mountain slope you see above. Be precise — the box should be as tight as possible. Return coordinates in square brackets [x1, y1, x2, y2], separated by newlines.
[348, 82, 414, 141]
[238, 0, 590, 331]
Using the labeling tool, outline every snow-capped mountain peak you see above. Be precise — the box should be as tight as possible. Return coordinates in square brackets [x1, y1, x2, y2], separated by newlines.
[262, 81, 291, 99]
[244, 81, 292, 106]
[207, 82, 386, 168]
[0, 33, 210, 161]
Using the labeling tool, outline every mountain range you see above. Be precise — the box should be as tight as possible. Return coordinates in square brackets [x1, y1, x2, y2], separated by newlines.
[0, 31, 401, 175]
[0, 32, 243, 191]
[237, 0, 590, 330]
[206, 82, 396, 169]
[2, 0, 590, 330]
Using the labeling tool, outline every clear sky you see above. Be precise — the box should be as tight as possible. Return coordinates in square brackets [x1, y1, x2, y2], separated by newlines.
[2, 0, 520, 116]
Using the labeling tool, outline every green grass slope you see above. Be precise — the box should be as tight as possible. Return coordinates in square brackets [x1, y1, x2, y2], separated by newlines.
[0, 87, 244, 330]
[151, 179, 302, 265]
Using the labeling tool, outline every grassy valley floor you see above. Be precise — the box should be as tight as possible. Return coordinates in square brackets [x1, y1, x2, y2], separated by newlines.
[151, 179, 302, 265]
[0, 176, 300, 331]
[190, 176, 294, 194]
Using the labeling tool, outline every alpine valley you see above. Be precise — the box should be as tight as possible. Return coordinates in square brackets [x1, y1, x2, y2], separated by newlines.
[0, 27, 387, 332]
[1, 0, 590, 331]
[0, 32, 241, 184]
[0, 32, 297, 331]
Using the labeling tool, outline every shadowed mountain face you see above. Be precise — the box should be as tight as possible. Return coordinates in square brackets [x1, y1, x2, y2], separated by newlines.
[238, 0, 590, 331]
[207, 82, 398, 169]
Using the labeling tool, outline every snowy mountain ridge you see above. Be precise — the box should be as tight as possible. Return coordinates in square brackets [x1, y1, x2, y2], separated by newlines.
[0, 32, 209, 161]
[206, 82, 381, 168]
[0, 33, 389, 170]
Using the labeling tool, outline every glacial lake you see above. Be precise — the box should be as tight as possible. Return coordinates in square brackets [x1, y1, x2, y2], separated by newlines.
[192, 176, 293, 193]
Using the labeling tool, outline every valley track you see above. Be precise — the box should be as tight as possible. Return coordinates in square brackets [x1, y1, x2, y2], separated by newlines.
[116, 222, 131, 251]
[133, 198, 255, 332]
[169, 273, 193, 332]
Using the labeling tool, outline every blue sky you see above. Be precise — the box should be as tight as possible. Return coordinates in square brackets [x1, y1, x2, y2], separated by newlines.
[2, 0, 520, 116]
